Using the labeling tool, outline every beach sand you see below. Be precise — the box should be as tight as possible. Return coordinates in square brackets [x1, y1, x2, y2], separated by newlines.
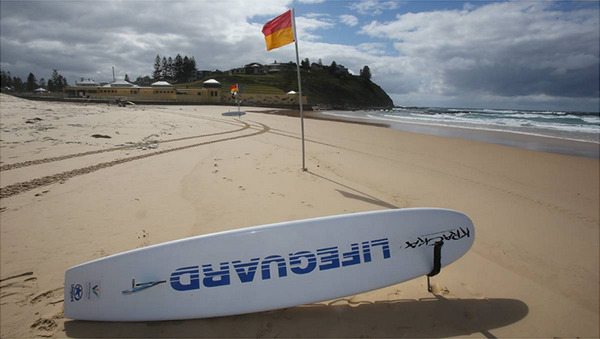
[1, 93, 598, 338]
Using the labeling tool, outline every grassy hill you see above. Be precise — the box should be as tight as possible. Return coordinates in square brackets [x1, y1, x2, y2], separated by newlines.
[174, 72, 393, 108]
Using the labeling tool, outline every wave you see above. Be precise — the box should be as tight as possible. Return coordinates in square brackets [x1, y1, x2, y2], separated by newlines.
[381, 114, 600, 134]
[321, 111, 600, 144]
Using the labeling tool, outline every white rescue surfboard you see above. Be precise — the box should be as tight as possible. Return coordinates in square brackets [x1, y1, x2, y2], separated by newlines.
[64, 208, 474, 321]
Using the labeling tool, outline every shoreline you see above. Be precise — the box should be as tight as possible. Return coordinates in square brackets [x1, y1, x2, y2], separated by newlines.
[254, 108, 600, 159]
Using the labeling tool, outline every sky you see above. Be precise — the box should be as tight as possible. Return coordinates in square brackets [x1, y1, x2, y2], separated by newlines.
[1, 0, 599, 112]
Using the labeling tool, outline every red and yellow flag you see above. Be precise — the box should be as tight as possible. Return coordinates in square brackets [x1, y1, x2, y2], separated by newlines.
[230, 84, 238, 94]
[262, 10, 295, 51]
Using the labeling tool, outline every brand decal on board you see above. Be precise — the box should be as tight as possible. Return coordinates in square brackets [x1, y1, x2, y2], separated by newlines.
[404, 227, 471, 249]
[70, 284, 83, 302]
[86, 281, 101, 300]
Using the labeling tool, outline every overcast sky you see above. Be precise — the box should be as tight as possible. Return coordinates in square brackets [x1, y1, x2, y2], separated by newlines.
[1, 0, 598, 111]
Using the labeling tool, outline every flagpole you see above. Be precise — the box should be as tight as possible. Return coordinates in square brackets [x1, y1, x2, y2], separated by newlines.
[291, 8, 306, 171]
[237, 83, 240, 114]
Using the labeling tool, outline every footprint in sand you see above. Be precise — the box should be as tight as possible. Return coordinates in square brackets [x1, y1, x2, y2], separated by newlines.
[256, 322, 274, 337]
[0, 272, 38, 306]
[1, 271, 65, 338]
[301, 201, 313, 208]
[30, 309, 63, 338]
[29, 287, 63, 306]
[137, 229, 150, 247]
[30, 317, 57, 336]
[386, 289, 403, 300]
[95, 248, 109, 258]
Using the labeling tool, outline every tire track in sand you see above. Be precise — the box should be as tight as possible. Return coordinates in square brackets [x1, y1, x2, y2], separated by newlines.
[0, 116, 247, 172]
[0, 122, 270, 199]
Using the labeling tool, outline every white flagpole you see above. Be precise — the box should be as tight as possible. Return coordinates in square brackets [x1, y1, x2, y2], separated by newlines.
[237, 83, 240, 113]
[291, 8, 306, 171]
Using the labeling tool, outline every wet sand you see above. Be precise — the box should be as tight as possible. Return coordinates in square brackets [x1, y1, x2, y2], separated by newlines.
[279, 109, 600, 159]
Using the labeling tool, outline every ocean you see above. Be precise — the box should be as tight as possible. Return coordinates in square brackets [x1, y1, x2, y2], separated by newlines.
[319, 107, 600, 158]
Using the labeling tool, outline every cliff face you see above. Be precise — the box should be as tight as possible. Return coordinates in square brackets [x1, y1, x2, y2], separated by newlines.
[185, 72, 394, 108]
[299, 72, 394, 108]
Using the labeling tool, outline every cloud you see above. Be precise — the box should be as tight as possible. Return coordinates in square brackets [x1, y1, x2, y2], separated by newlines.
[304, 13, 331, 19]
[0, 0, 292, 81]
[296, 0, 326, 3]
[1, 1, 598, 111]
[339, 14, 359, 27]
[295, 16, 335, 41]
[360, 1, 599, 105]
[356, 42, 388, 56]
[350, 0, 403, 16]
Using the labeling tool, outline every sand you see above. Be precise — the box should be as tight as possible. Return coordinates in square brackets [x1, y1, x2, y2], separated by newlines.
[0, 93, 598, 338]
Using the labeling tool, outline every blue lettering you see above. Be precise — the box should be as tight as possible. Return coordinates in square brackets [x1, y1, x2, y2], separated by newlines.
[170, 266, 200, 291]
[362, 241, 372, 262]
[170, 237, 394, 292]
[371, 238, 391, 259]
[317, 246, 340, 270]
[342, 243, 361, 267]
[202, 262, 231, 287]
[261, 255, 287, 280]
[232, 258, 260, 283]
[289, 251, 317, 274]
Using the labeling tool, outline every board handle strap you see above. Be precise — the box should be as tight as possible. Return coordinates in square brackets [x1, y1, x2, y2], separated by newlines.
[427, 240, 444, 292]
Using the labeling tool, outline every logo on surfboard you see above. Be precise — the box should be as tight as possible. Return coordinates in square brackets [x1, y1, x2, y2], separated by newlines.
[86, 281, 101, 300]
[404, 227, 471, 249]
[70, 284, 83, 302]
[170, 238, 391, 291]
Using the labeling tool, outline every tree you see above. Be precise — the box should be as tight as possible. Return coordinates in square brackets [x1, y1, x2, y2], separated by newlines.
[301, 58, 310, 71]
[51, 69, 59, 83]
[167, 57, 174, 79]
[1, 70, 13, 88]
[318, 58, 322, 66]
[13, 77, 24, 91]
[174, 54, 183, 82]
[39, 78, 46, 89]
[183, 56, 190, 81]
[125, 74, 130, 82]
[190, 56, 197, 71]
[53, 72, 68, 91]
[56, 76, 64, 91]
[135, 75, 152, 86]
[153, 55, 162, 79]
[47, 79, 55, 92]
[26, 73, 37, 91]
[161, 57, 168, 80]
[188, 56, 197, 80]
[329, 61, 337, 75]
[51, 69, 64, 90]
[360, 65, 372, 80]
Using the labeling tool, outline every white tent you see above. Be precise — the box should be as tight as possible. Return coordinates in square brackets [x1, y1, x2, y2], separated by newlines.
[34, 88, 47, 92]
